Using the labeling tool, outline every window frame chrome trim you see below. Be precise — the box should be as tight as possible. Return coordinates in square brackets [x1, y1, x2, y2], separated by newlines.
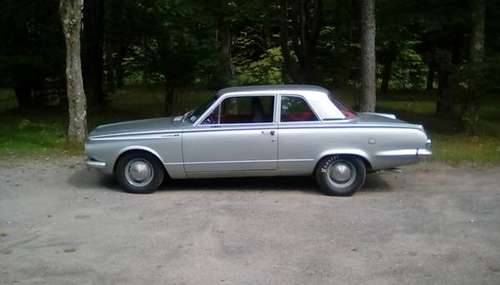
[277, 93, 322, 124]
[194, 92, 278, 127]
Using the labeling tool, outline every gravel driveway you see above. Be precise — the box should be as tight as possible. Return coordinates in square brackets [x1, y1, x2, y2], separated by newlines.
[1, 157, 499, 284]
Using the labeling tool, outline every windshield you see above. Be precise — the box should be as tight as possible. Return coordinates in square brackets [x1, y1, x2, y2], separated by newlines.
[185, 95, 218, 123]
[328, 94, 356, 118]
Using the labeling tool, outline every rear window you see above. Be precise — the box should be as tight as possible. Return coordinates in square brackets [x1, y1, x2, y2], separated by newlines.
[328, 95, 356, 118]
[280, 96, 318, 122]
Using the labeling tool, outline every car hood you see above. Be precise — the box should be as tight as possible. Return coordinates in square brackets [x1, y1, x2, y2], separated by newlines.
[89, 117, 185, 138]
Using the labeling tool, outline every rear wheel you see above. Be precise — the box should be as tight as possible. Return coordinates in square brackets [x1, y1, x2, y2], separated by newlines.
[115, 152, 165, 194]
[315, 155, 366, 196]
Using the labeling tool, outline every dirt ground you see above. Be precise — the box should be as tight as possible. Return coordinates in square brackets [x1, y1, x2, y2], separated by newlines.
[0, 157, 499, 285]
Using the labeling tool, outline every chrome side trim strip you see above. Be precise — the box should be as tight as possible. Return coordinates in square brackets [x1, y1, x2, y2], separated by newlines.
[88, 125, 424, 141]
[184, 159, 276, 165]
[164, 162, 185, 166]
[89, 133, 180, 141]
[164, 158, 314, 166]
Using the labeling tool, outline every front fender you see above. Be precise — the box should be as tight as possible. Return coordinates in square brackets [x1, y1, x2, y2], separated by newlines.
[115, 145, 165, 168]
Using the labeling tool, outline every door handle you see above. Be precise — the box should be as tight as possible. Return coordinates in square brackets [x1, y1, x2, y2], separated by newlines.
[270, 130, 275, 136]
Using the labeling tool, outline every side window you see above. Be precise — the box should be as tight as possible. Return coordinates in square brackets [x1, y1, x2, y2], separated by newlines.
[204, 96, 274, 124]
[280, 96, 318, 122]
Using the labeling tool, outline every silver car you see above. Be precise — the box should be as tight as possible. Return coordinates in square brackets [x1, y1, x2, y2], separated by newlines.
[85, 85, 431, 196]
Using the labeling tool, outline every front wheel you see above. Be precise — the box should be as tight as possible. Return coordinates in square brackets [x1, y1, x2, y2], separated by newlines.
[115, 152, 165, 194]
[315, 156, 366, 196]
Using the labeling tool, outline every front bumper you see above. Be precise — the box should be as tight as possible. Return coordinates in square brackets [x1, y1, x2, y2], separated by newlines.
[85, 158, 107, 169]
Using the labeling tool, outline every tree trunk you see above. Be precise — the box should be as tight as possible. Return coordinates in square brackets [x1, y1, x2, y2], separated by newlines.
[426, 60, 435, 96]
[164, 85, 176, 116]
[216, 15, 234, 82]
[279, 0, 321, 83]
[333, 0, 353, 89]
[279, 0, 298, 83]
[463, 0, 485, 134]
[104, 41, 115, 93]
[82, 0, 105, 104]
[436, 70, 452, 116]
[434, 46, 458, 117]
[60, 0, 87, 144]
[359, 0, 376, 112]
[380, 56, 393, 97]
[14, 84, 33, 109]
[115, 44, 126, 88]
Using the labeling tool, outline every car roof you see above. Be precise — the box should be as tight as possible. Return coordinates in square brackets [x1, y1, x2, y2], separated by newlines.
[207, 84, 345, 121]
[216, 84, 331, 97]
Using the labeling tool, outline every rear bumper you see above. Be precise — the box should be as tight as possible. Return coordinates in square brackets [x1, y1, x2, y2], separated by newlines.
[417, 139, 432, 160]
[417, 148, 432, 158]
[373, 140, 432, 170]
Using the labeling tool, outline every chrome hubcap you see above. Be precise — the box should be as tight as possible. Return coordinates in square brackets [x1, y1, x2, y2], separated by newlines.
[327, 160, 356, 187]
[125, 159, 153, 187]
[330, 162, 352, 182]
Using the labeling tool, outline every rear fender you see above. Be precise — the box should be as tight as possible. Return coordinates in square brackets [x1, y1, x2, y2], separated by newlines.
[316, 149, 372, 168]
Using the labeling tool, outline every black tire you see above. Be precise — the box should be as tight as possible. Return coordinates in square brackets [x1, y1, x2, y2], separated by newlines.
[115, 152, 165, 194]
[315, 155, 366, 196]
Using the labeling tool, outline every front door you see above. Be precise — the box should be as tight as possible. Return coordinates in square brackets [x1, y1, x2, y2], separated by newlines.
[183, 95, 278, 173]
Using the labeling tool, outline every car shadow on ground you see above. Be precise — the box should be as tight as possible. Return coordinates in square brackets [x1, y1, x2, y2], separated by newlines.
[68, 167, 393, 195]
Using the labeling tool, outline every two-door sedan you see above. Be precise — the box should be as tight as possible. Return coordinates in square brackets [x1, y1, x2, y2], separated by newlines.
[85, 85, 431, 196]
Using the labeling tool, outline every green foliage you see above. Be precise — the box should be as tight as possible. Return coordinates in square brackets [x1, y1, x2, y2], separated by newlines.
[0, 0, 64, 88]
[463, 111, 481, 135]
[386, 42, 428, 90]
[232, 47, 284, 85]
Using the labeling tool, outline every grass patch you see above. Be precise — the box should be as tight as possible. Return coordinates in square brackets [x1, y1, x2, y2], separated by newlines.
[376, 92, 500, 165]
[0, 88, 17, 112]
[431, 134, 500, 165]
[1, 86, 499, 165]
[0, 112, 82, 158]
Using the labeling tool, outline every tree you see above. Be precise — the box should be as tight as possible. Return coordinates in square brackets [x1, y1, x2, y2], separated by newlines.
[216, 15, 234, 81]
[463, 0, 486, 134]
[376, 0, 415, 97]
[359, 0, 376, 112]
[279, 0, 323, 83]
[409, 0, 469, 117]
[379, 42, 398, 97]
[425, 57, 436, 96]
[60, 0, 87, 143]
[82, 0, 105, 103]
[208, 0, 236, 83]
[0, 0, 64, 109]
[326, 0, 355, 89]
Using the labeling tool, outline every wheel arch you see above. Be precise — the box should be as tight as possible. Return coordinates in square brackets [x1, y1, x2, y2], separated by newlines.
[113, 146, 167, 175]
[315, 150, 373, 172]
